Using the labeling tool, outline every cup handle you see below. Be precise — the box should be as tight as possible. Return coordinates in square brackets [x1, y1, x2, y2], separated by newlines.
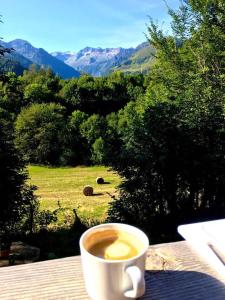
[124, 266, 145, 298]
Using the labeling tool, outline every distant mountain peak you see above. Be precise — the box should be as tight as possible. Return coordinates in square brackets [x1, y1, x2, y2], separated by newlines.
[51, 43, 153, 76]
[10, 38, 31, 44]
[3, 39, 80, 79]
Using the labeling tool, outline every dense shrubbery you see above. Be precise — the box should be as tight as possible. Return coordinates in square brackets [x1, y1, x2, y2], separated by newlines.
[0, 106, 39, 238]
[107, 0, 225, 242]
[0, 44, 38, 238]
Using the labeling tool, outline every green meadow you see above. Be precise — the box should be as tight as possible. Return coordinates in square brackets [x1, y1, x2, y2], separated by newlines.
[28, 165, 121, 224]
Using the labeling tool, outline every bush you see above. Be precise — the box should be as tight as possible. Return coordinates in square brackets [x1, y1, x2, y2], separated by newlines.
[15, 103, 66, 165]
[0, 109, 38, 235]
[107, 101, 225, 242]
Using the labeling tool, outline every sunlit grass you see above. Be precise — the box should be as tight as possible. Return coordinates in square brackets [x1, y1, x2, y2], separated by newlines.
[28, 165, 121, 224]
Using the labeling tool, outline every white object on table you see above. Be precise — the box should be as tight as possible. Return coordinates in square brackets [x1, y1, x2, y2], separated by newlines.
[178, 219, 225, 277]
[79, 223, 149, 300]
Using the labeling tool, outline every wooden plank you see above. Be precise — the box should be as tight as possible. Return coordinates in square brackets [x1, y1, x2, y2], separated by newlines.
[144, 241, 225, 300]
[0, 241, 225, 299]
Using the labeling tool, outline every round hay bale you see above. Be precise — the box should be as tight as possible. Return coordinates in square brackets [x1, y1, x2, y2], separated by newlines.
[83, 185, 93, 196]
[96, 177, 104, 184]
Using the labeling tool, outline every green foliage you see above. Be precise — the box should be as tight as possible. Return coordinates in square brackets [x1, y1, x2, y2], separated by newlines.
[61, 110, 89, 165]
[19, 184, 40, 234]
[60, 73, 145, 115]
[0, 66, 146, 166]
[113, 43, 155, 74]
[0, 72, 24, 115]
[92, 137, 106, 164]
[21, 66, 61, 102]
[24, 83, 53, 104]
[0, 108, 38, 235]
[0, 109, 26, 232]
[21, 66, 61, 90]
[80, 114, 106, 145]
[0, 21, 39, 237]
[0, 57, 146, 166]
[145, 0, 225, 106]
[15, 103, 66, 165]
[36, 210, 58, 228]
[107, 0, 225, 242]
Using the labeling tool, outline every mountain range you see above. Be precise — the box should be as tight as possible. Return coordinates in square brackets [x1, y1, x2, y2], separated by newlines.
[52, 42, 155, 76]
[0, 39, 155, 78]
[52, 47, 135, 76]
[0, 39, 80, 79]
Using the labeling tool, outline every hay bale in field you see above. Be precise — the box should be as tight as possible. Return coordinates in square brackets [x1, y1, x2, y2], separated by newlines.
[96, 177, 104, 184]
[83, 185, 93, 196]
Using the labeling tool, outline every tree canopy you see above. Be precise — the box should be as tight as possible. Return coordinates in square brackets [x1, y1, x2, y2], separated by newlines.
[15, 103, 66, 165]
[107, 0, 225, 242]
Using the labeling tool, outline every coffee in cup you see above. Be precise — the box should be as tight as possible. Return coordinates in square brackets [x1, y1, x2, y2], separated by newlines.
[85, 229, 144, 260]
[80, 223, 149, 300]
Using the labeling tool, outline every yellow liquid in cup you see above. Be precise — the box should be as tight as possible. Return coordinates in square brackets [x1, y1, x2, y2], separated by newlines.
[86, 229, 143, 260]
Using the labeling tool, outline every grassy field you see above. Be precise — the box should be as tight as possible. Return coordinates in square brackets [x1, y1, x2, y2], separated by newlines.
[28, 165, 121, 224]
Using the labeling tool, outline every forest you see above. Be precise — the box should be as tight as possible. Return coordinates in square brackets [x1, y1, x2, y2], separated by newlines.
[0, 0, 225, 258]
[4, 68, 146, 166]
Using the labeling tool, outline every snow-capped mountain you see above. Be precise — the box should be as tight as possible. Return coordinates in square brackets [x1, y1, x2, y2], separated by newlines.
[52, 42, 155, 76]
[52, 46, 136, 76]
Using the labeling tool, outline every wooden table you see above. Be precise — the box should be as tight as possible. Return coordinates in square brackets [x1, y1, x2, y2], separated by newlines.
[1, 241, 225, 299]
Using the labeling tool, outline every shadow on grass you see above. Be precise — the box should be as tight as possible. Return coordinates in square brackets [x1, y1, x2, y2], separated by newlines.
[92, 193, 104, 196]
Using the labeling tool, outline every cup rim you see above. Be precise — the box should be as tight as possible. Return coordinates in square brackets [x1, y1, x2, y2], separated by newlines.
[79, 223, 149, 263]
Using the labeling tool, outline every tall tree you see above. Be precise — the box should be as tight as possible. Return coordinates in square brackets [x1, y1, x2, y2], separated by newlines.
[0, 21, 37, 235]
[15, 103, 66, 165]
[0, 109, 24, 231]
[107, 0, 225, 242]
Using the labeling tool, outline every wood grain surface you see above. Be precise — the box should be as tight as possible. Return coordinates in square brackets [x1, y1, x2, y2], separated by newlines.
[1, 241, 225, 299]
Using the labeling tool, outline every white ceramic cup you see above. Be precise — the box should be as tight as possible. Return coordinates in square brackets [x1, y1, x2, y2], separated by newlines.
[79, 223, 149, 300]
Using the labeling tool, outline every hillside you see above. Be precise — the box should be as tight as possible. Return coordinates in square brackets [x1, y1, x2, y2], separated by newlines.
[0, 52, 31, 75]
[113, 42, 156, 74]
[0, 39, 80, 79]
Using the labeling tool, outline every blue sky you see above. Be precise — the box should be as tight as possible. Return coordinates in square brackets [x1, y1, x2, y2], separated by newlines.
[0, 0, 180, 52]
